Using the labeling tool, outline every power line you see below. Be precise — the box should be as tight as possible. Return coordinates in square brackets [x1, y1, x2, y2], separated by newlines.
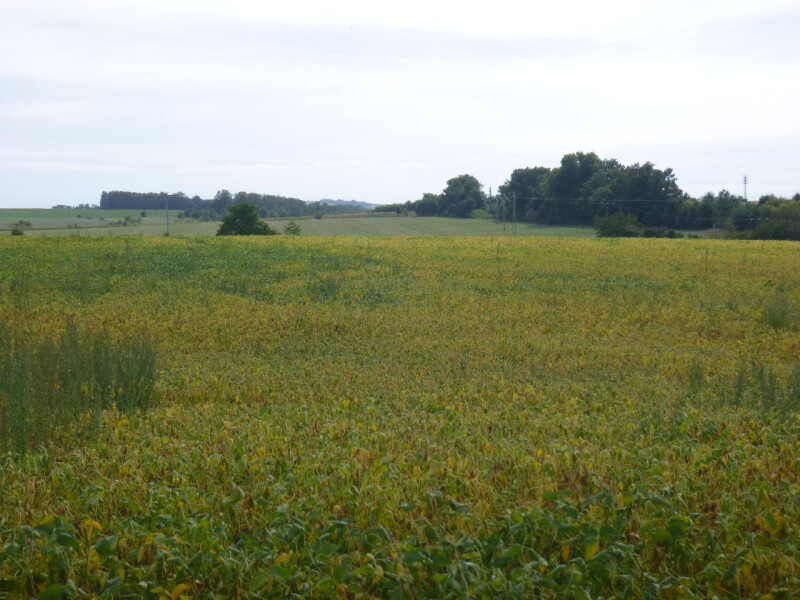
[629, 206, 770, 224]
[497, 194, 776, 225]
[507, 194, 744, 204]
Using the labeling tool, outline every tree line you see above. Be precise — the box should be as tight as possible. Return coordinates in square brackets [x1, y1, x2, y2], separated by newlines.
[97, 152, 799, 240]
[375, 152, 800, 240]
[99, 190, 366, 220]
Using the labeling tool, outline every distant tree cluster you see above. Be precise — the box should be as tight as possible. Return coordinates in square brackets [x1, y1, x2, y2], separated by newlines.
[374, 175, 487, 219]
[100, 191, 198, 211]
[52, 203, 100, 209]
[721, 194, 800, 240]
[100, 190, 371, 220]
[375, 151, 800, 240]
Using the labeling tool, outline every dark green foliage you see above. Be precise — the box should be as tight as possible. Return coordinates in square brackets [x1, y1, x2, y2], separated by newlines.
[372, 204, 406, 215]
[374, 193, 439, 216]
[216, 203, 277, 236]
[0, 321, 157, 453]
[210, 190, 371, 219]
[210, 189, 233, 214]
[283, 221, 302, 235]
[10, 228, 23, 236]
[179, 208, 217, 221]
[543, 152, 604, 218]
[746, 197, 800, 240]
[414, 193, 439, 216]
[497, 166, 551, 221]
[102, 189, 370, 220]
[518, 155, 686, 227]
[761, 287, 797, 331]
[595, 213, 683, 238]
[438, 174, 486, 218]
[492, 153, 799, 235]
[594, 212, 641, 238]
[100, 190, 195, 210]
[722, 361, 800, 415]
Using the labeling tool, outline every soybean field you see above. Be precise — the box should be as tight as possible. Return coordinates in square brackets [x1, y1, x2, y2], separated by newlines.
[1, 235, 799, 599]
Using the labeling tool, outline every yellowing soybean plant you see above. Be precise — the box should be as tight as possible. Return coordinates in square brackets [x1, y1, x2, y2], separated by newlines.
[1, 235, 799, 599]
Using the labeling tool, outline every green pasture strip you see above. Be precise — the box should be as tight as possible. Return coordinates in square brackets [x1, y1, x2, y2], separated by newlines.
[4, 211, 596, 237]
[0, 209, 171, 234]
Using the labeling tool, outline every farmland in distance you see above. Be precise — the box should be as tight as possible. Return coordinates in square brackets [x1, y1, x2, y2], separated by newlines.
[0, 209, 595, 238]
[0, 235, 798, 598]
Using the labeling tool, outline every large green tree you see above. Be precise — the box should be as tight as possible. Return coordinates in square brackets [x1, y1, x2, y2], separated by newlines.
[415, 193, 440, 216]
[750, 196, 800, 240]
[216, 203, 277, 236]
[615, 162, 684, 227]
[498, 167, 550, 221]
[503, 153, 691, 227]
[210, 189, 233, 215]
[537, 152, 603, 224]
[438, 174, 486, 218]
[544, 152, 602, 199]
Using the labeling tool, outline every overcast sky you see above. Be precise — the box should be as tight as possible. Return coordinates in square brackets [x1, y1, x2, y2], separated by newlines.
[1, 0, 798, 207]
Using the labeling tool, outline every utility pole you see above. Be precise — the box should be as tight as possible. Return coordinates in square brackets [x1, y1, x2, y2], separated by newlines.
[502, 194, 506, 231]
[743, 175, 748, 201]
[512, 192, 517, 236]
[166, 195, 170, 235]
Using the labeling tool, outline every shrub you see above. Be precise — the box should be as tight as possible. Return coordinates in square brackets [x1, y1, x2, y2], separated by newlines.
[10, 228, 23, 236]
[594, 212, 641, 237]
[283, 221, 302, 235]
[216, 203, 277, 236]
[762, 288, 797, 331]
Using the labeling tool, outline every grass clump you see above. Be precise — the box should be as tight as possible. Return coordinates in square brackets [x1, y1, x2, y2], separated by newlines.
[0, 320, 157, 453]
[761, 287, 797, 331]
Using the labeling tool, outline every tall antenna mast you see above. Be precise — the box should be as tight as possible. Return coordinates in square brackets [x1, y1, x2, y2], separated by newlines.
[743, 175, 748, 201]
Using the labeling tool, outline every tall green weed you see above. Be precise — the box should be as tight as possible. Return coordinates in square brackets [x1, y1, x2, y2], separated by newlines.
[761, 286, 797, 331]
[0, 321, 157, 453]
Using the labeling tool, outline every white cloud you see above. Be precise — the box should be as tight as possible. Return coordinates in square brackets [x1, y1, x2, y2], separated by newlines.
[0, 0, 798, 206]
[16, 101, 95, 119]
